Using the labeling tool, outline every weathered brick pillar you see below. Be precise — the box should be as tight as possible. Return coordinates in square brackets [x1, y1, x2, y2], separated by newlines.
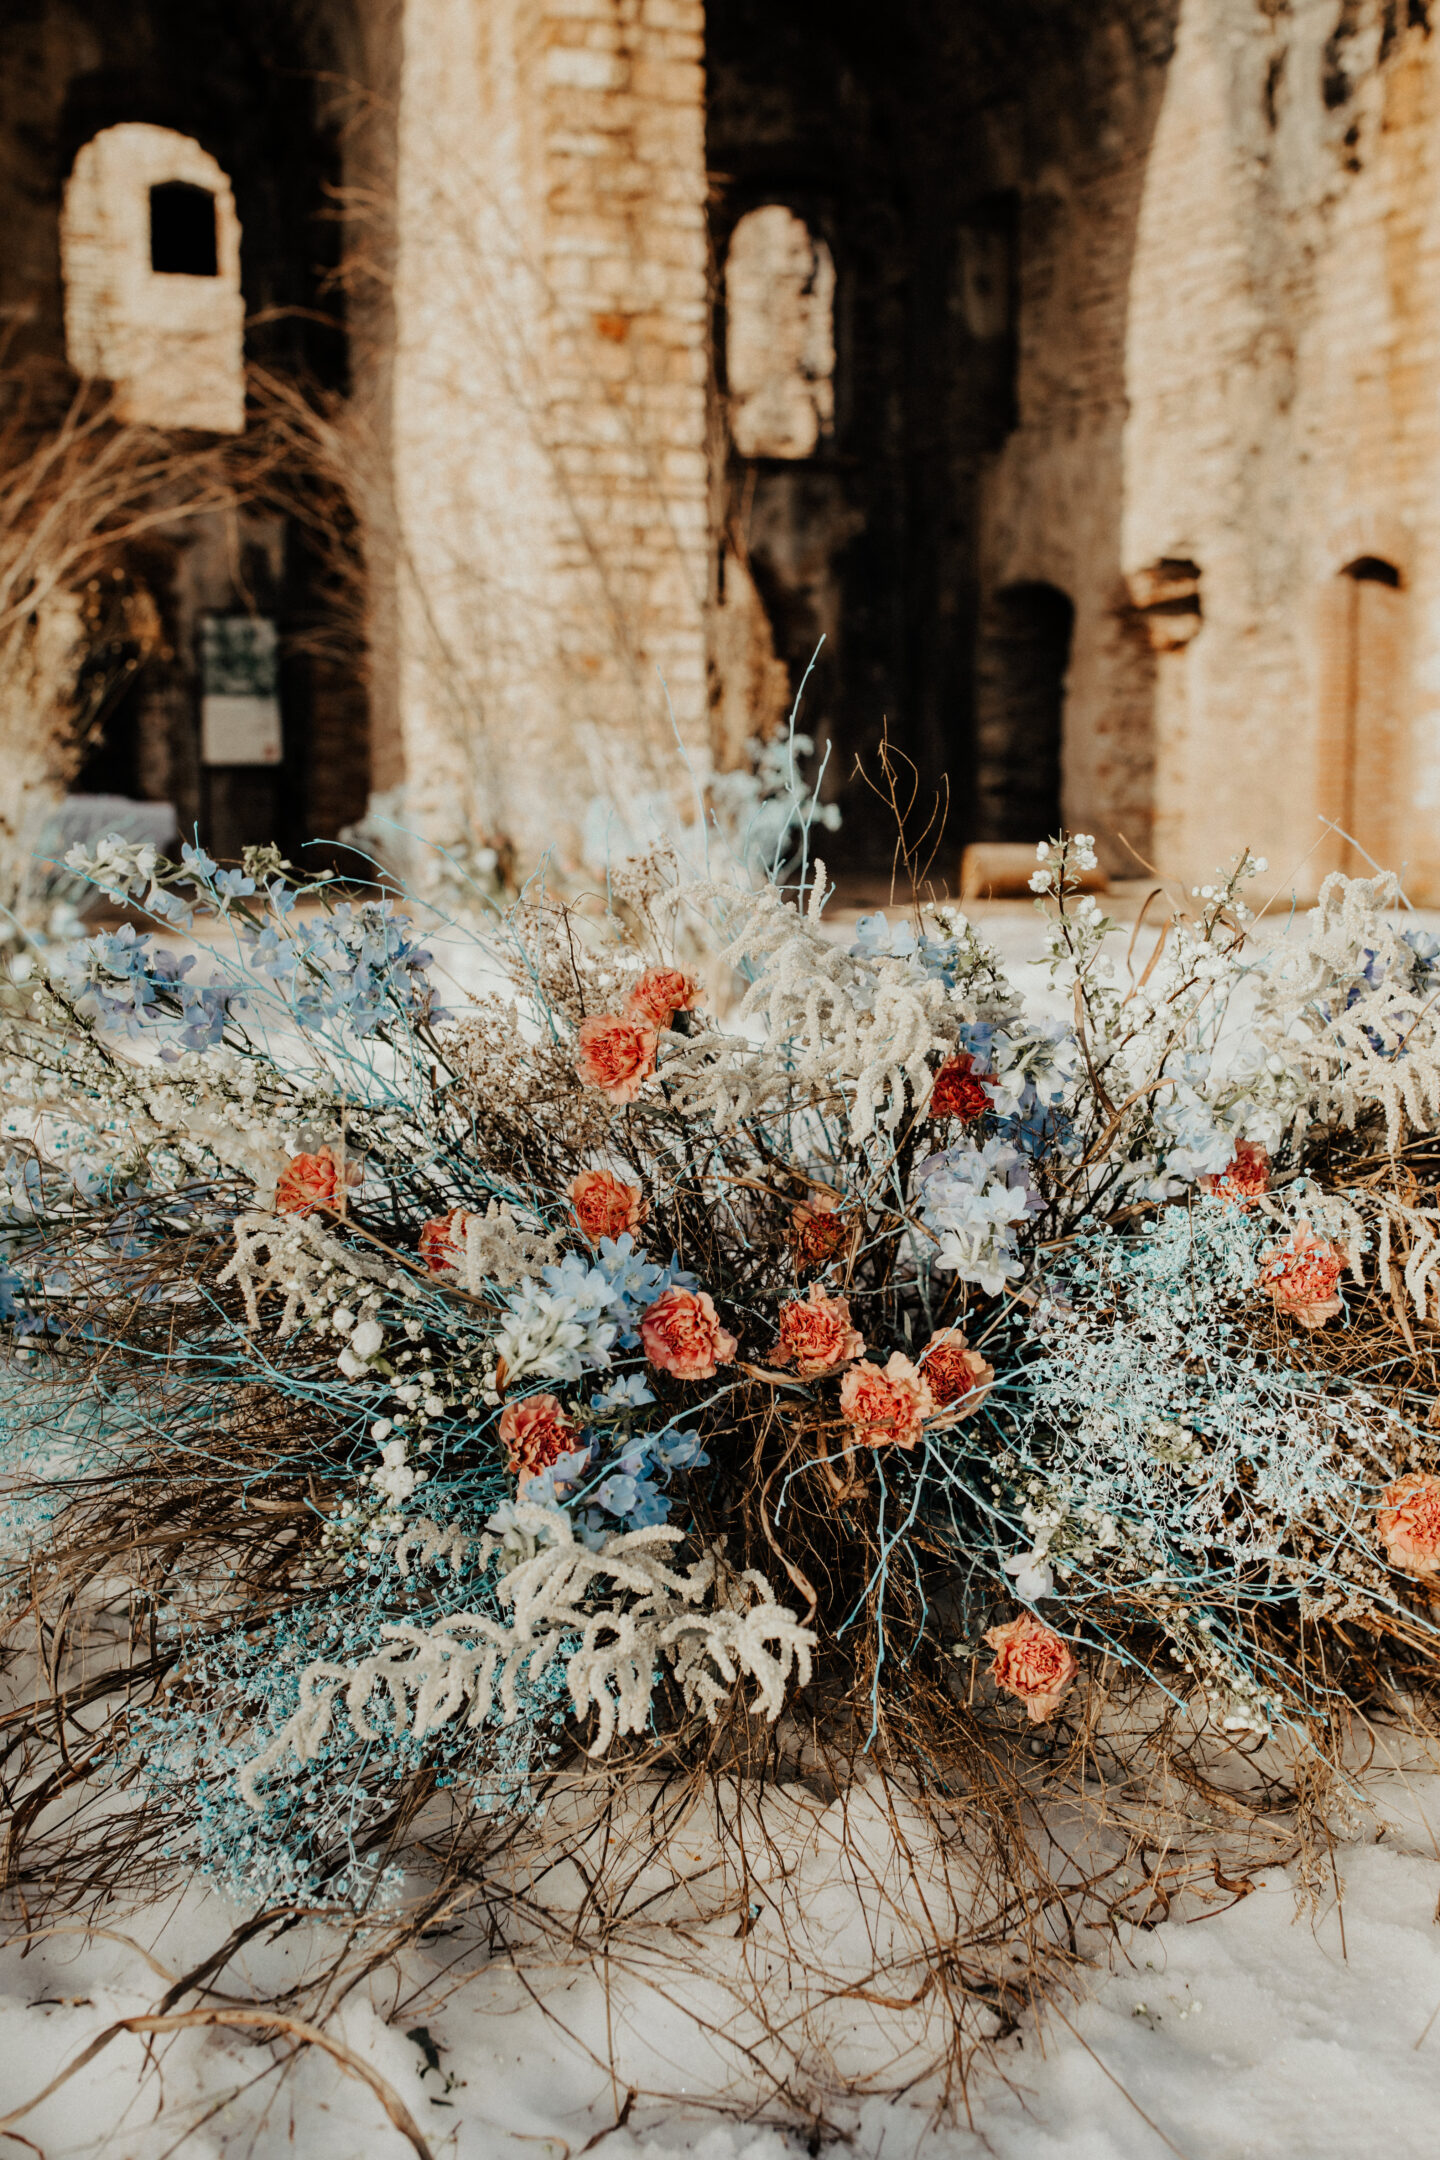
[387, 0, 710, 873]
[1121, 0, 1440, 898]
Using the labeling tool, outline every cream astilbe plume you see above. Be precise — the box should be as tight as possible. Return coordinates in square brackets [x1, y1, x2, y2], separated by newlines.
[1255, 872, 1440, 1150]
[240, 1507, 815, 1804]
[664, 867, 958, 1139]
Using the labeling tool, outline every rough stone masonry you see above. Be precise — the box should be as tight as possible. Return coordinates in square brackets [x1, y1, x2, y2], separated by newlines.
[3, 0, 1440, 895]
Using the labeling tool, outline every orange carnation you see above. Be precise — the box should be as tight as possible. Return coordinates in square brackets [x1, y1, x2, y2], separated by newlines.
[1201, 1140, 1271, 1205]
[918, 1327, 994, 1419]
[640, 1285, 738, 1380]
[419, 1207, 468, 1274]
[570, 1169, 647, 1243]
[1378, 1471, 1440, 1576]
[774, 1286, 865, 1377]
[275, 1146, 342, 1216]
[790, 1194, 847, 1270]
[627, 967, 699, 1029]
[985, 1612, 1078, 1723]
[1261, 1218, 1345, 1330]
[498, 1394, 583, 1489]
[838, 1353, 935, 1451]
[575, 1013, 658, 1103]
[928, 1053, 991, 1124]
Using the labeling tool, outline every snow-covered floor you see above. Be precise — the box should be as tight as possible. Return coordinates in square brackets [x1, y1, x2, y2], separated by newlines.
[5, 1748, 1440, 2160]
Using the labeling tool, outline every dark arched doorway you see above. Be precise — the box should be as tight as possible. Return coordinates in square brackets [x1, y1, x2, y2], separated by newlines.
[1317, 555, 1407, 876]
[973, 581, 1073, 843]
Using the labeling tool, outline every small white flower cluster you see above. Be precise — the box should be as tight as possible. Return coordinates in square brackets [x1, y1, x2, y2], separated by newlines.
[493, 1276, 617, 1383]
[985, 1022, 1079, 1122]
[1029, 833, 1098, 895]
[914, 1139, 1033, 1295]
[335, 1310, 387, 1379]
[439, 1203, 560, 1293]
[63, 835, 159, 902]
[217, 1211, 399, 1337]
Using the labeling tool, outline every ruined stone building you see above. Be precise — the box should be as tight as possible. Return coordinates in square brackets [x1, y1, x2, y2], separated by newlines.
[3, 0, 1440, 895]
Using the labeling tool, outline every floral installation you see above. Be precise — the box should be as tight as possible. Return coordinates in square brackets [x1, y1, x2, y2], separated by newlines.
[3, 815, 1440, 1981]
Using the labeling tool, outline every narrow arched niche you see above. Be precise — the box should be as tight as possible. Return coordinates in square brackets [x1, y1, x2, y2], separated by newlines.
[725, 204, 835, 460]
[973, 581, 1075, 843]
[1316, 556, 1408, 875]
[62, 124, 244, 432]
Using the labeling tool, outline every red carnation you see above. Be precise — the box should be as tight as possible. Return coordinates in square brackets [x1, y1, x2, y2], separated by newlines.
[928, 1054, 991, 1124]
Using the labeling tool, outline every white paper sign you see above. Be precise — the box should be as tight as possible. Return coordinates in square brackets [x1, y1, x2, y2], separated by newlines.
[200, 615, 282, 766]
[202, 692, 282, 765]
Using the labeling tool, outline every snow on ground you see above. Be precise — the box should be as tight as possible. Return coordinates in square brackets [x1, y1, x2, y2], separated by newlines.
[4, 1747, 1440, 2159]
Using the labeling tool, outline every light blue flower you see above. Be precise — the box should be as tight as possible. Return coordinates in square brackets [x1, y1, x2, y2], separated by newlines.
[181, 842, 219, 881]
[590, 1373, 656, 1412]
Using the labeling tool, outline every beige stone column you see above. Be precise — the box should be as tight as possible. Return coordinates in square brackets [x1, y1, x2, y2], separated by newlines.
[386, 0, 710, 874]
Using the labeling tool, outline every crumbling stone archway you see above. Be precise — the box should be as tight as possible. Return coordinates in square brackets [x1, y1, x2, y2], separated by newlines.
[62, 123, 244, 433]
[705, 0, 1183, 884]
[1, 0, 382, 867]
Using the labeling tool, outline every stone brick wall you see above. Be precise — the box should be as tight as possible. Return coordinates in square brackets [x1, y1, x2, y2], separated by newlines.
[14, 0, 1440, 898]
[992, 0, 1440, 897]
[386, 0, 710, 870]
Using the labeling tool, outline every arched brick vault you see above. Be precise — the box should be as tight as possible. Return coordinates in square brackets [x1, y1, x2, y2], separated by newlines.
[0, 0, 383, 391]
[705, 0, 1184, 880]
[0, 0, 392, 862]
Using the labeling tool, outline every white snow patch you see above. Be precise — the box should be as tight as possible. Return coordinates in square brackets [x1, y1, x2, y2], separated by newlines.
[5, 1766, 1440, 2158]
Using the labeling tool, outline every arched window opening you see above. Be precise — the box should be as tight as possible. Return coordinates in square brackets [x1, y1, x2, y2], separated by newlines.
[725, 205, 835, 460]
[1348, 556, 1402, 589]
[149, 180, 218, 276]
[62, 124, 243, 432]
[973, 581, 1074, 842]
[1317, 556, 1408, 873]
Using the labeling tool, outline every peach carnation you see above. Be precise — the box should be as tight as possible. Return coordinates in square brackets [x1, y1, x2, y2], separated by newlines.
[985, 1612, 1078, 1724]
[498, 1393, 583, 1489]
[570, 1169, 647, 1243]
[627, 967, 699, 1029]
[575, 1013, 658, 1103]
[1377, 1471, 1440, 1576]
[918, 1327, 994, 1419]
[774, 1286, 865, 1377]
[1261, 1218, 1345, 1330]
[839, 1353, 935, 1451]
[1201, 1140, 1271, 1205]
[640, 1285, 738, 1380]
[275, 1146, 341, 1216]
[928, 1053, 991, 1124]
[790, 1194, 847, 1270]
[419, 1207, 468, 1274]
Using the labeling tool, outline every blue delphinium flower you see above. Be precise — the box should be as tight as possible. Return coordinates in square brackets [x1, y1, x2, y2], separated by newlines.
[241, 899, 446, 1037]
